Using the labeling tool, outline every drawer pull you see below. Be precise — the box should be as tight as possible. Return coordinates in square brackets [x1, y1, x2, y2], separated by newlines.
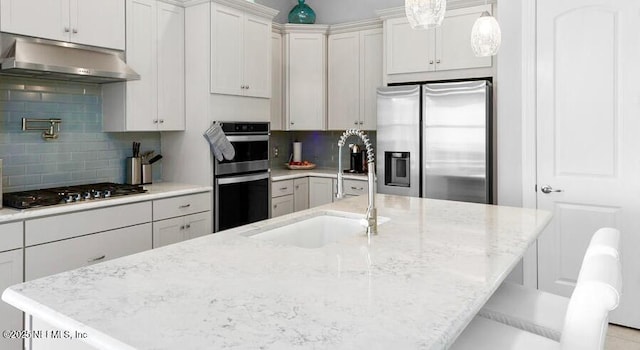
[185, 224, 191, 229]
[274, 204, 278, 209]
[279, 187, 288, 191]
[88, 255, 106, 263]
[179, 204, 191, 209]
[351, 186, 363, 191]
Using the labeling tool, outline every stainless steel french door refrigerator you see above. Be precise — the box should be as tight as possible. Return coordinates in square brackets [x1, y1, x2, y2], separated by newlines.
[376, 80, 493, 204]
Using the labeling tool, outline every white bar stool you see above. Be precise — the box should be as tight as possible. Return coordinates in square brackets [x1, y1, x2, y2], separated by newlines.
[478, 227, 620, 340]
[450, 249, 622, 350]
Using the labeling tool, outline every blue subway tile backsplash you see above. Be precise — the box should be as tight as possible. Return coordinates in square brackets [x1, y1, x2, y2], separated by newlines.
[0, 77, 161, 192]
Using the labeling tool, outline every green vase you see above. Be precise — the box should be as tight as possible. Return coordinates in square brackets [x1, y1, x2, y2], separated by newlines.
[288, 0, 316, 24]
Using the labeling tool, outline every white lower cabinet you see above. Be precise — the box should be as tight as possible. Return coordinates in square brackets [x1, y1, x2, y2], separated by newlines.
[153, 212, 212, 248]
[272, 194, 294, 218]
[309, 177, 334, 207]
[343, 179, 367, 197]
[293, 177, 309, 212]
[25, 224, 152, 281]
[0, 221, 23, 350]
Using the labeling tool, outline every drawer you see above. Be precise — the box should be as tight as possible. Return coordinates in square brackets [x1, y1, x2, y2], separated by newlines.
[344, 179, 367, 196]
[271, 180, 294, 198]
[153, 192, 212, 221]
[0, 222, 22, 252]
[25, 223, 152, 281]
[26, 202, 152, 247]
[272, 194, 294, 218]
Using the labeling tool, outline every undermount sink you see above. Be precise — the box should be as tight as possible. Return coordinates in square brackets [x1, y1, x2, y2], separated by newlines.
[249, 211, 390, 249]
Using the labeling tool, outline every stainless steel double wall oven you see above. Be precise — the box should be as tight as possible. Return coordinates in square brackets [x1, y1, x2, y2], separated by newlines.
[213, 122, 270, 232]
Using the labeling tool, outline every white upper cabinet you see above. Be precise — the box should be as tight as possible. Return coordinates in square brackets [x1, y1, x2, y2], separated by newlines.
[271, 28, 284, 130]
[0, 0, 125, 50]
[384, 5, 492, 75]
[210, 2, 274, 98]
[328, 25, 382, 130]
[103, 0, 184, 132]
[284, 26, 329, 130]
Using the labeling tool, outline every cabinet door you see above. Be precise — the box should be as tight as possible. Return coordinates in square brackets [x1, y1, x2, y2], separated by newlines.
[153, 216, 185, 248]
[309, 177, 334, 208]
[157, 2, 185, 131]
[293, 177, 309, 212]
[328, 32, 360, 130]
[360, 29, 383, 130]
[435, 6, 492, 71]
[210, 4, 243, 96]
[184, 212, 213, 240]
[272, 195, 294, 218]
[0, 0, 69, 42]
[270, 32, 284, 130]
[71, 0, 125, 49]
[25, 224, 152, 281]
[243, 14, 271, 98]
[126, 0, 158, 131]
[385, 17, 435, 74]
[286, 33, 326, 130]
[0, 249, 23, 350]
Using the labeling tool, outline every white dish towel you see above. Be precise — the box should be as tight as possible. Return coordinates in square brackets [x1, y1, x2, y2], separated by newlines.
[203, 121, 235, 161]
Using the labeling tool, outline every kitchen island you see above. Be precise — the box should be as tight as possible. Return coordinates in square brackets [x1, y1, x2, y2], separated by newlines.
[2, 194, 551, 350]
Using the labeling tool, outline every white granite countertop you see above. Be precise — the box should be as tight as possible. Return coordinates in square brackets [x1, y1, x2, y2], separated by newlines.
[271, 167, 369, 181]
[2, 195, 551, 350]
[0, 182, 212, 224]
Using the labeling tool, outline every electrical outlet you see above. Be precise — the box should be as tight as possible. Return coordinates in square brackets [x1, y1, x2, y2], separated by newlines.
[273, 146, 279, 158]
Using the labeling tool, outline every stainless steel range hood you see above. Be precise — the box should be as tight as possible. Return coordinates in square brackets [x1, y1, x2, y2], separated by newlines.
[0, 34, 140, 83]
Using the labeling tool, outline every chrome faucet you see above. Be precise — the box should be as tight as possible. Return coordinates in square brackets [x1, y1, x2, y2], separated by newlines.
[337, 129, 377, 236]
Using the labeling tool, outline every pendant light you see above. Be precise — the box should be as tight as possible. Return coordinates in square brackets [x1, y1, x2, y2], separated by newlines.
[405, 0, 446, 30]
[470, 10, 502, 57]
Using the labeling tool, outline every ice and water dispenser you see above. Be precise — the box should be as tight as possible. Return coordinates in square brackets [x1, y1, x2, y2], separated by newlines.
[384, 152, 410, 187]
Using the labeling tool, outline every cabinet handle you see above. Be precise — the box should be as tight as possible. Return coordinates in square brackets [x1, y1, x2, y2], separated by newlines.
[359, 121, 363, 125]
[274, 204, 278, 209]
[180, 225, 185, 230]
[88, 255, 106, 263]
[436, 59, 441, 63]
[241, 85, 245, 89]
[290, 121, 295, 125]
[280, 187, 288, 191]
[153, 119, 159, 124]
[159, 119, 164, 124]
[354, 121, 358, 125]
[295, 185, 299, 189]
[351, 186, 363, 191]
[185, 224, 191, 229]
[179, 204, 191, 209]
[72, 28, 78, 34]
[246, 85, 250, 90]
[64, 27, 70, 33]
[429, 60, 434, 64]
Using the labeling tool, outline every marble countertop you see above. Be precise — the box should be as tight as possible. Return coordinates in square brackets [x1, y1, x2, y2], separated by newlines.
[0, 182, 212, 224]
[2, 195, 551, 350]
[271, 167, 369, 181]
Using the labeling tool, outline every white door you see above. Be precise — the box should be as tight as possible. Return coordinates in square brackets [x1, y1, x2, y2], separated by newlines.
[71, 0, 125, 49]
[294, 177, 309, 212]
[0, 0, 69, 42]
[243, 14, 271, 98]
[359, 28, 383, 130]
[153, 217, 185, 248]
[536, 0, 640, 328]
[309, 177, 333, 208]
[157, 2, 185, 131]
[210, 4, 243, 96]
[184, 212, 213, 240]
[434, 5, 491, 71]
[328, 31, 360, 130]
[0, 249, 23, 350]
[384, 17, 434, 75]
[270, 32, 284, 130]
[126, 0, 158, 131]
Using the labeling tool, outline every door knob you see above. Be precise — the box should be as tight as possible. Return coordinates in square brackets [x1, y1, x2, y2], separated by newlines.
[541, 185, 563, 194]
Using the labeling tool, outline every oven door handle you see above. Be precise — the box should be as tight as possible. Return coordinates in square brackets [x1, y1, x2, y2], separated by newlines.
[217, 172, 270, 185]
[226, 135, 269, 142]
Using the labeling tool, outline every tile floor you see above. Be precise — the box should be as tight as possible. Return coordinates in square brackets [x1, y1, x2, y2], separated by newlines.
[607, 325, 640, 350]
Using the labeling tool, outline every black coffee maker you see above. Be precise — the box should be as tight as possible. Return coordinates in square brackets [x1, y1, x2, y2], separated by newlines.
[346, 144, 366, 173]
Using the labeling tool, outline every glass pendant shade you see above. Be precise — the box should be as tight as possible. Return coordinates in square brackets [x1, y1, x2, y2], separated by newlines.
[288, 0, 316, 24]
[470, 11, 502, 57]
[405, 0, 446, 30]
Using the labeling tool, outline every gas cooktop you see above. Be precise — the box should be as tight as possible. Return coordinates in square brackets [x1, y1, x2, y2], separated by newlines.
[3, 182, 146, 209]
